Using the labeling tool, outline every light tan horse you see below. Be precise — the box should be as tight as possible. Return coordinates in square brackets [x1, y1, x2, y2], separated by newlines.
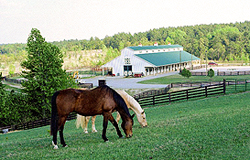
[76, 90, 147, 133]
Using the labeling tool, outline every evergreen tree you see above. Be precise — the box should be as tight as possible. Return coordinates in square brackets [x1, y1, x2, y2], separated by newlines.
[21, 28, 75, 118]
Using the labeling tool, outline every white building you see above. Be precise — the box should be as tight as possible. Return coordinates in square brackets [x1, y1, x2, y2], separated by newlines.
[101, 43, 200, 76]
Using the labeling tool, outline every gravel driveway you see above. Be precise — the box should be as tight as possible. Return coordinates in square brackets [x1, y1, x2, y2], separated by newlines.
[83, 71, 179, 89]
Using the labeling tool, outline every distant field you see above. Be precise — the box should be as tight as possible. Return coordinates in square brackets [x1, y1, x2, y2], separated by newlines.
[1, 92, 249, 159]
[139, 74, 250, 84]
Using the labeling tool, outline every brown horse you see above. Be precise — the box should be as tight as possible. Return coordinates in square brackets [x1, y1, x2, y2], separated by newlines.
[50, 85, 134, 149]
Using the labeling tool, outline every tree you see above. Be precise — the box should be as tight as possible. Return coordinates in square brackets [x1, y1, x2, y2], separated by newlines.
[21, 28, 75, 118]
[180, 68, 191, 78]
[0, 73, 5, 111]
[207, 69, 215, 78]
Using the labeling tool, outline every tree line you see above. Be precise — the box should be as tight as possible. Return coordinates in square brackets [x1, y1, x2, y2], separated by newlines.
[1, 29, 75, 127]
[1, 21, 250, 65]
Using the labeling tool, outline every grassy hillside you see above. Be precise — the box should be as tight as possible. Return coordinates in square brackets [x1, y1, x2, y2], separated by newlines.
[1, 92, 249, 159]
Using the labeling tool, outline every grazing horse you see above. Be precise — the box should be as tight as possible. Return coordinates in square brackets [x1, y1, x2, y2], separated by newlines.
[76, 90, 147, 133]
[50, 85, 134, 149]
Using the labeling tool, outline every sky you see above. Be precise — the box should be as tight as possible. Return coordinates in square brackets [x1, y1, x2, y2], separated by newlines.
[1, 0, 250, 44]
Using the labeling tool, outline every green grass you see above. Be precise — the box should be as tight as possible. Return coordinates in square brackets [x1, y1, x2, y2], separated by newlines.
[1, 92, 250, 159]
[139, 74, 250, 84]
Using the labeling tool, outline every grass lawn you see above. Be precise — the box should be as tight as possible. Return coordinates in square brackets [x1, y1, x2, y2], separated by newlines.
[1, 92, 250, 159]
[138, 74, 250, 84]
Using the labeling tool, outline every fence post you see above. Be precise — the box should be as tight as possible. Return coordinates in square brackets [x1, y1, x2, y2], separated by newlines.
[223, 79, 226, 94]
[153, 95, 155, 105]
[235, 79, 237, 91]
[186, 90, 189, 101]
[205, 86, 208, 97]
[245, 79, 247, 91]
[168, 93, 171, 104]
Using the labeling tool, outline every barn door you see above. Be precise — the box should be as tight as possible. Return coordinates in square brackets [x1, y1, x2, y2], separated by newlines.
[124, 65, 132, 76]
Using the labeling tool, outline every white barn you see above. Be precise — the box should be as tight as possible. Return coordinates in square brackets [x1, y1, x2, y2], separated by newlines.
[101, 43, 200, 76]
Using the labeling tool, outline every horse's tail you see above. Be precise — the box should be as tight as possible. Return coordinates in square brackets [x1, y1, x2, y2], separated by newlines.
[76, 114, 86, 129]
[50, 91, 60, 135]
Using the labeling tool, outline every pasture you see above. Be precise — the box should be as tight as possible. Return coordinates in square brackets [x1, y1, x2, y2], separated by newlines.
[138, 74, 250, 84]
[1, 92, 250, 159]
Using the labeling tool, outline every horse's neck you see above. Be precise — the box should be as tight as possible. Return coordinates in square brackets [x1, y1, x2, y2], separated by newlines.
[116, 108, 131, 121]
[126, 94, 143, 115]
[117, 90, 143, 115]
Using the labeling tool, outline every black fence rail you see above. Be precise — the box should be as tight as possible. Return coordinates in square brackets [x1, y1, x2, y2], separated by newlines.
[4, 78, 26, 84]
[0, 112, 76, 132]
[191, 72, 208, 76]
[191, 70, 250, 76]
[218, 71, 250, 76]
[133, 85, 171, 99]
[225, 79, 250, 93]
[170, 81, 224, 88]
[136, 82, 226, 107]
[77, 82, 93, 89]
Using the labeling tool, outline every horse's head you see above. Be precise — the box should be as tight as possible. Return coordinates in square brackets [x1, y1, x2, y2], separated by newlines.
[121, 114, 135, 138]
[137, 110, 148, 127]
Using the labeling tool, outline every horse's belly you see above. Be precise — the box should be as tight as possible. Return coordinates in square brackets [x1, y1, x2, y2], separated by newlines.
[75, 107, 102, 116]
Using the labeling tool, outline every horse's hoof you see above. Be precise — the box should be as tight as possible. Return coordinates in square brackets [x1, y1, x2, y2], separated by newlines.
[105, 140, 109, 143]
[63, 145, 68, 147]
[92, 130, 97, 133]
[119, 136, 124, 139]
[84, 131, 88, 134]
[52, 141, 59, 149]
[53, 145, 59, 149]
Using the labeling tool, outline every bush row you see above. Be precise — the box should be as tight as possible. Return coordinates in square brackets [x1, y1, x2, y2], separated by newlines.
[0, 90, 40, 127]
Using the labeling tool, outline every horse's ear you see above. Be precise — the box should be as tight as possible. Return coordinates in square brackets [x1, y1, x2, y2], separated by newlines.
[131, 114, 135, 119]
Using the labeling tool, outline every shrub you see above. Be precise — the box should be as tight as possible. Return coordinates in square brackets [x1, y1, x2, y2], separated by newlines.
[208, 68, 215, 78]
[180, 68, 191, 78]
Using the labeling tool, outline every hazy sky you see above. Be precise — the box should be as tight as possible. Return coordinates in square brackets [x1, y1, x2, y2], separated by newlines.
[1, 0, 250, 44]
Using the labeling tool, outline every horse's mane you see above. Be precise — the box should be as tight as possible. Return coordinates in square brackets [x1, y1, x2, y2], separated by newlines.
[99, 85, 132, 117]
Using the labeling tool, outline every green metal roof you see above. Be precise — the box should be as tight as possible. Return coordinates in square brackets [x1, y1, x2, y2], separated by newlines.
[129, 45, 183, 51]
[135, 51, 200, 67]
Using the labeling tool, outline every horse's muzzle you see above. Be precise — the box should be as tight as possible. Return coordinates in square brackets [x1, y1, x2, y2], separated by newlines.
[126, 134, 133, 138]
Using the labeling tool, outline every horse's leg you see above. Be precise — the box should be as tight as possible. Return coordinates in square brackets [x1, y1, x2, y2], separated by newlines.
[84, 116, 91, 133]
[102, 113, 109, 142]
[109, 114, 123, 138]
[52, 123, 58, 149]
[58, 116, 68, 147]
[116, 112, 121, 123]
[91, 115, 97, 133]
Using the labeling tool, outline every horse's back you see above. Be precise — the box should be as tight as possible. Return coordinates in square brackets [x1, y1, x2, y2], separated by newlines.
[56, 89, 82, 114]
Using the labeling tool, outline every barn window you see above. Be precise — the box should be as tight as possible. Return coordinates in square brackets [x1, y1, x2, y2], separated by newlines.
[124, 58, 131, 64]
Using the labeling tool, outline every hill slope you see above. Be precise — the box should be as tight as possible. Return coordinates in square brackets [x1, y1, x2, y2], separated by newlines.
[1, 92, 249, 159]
